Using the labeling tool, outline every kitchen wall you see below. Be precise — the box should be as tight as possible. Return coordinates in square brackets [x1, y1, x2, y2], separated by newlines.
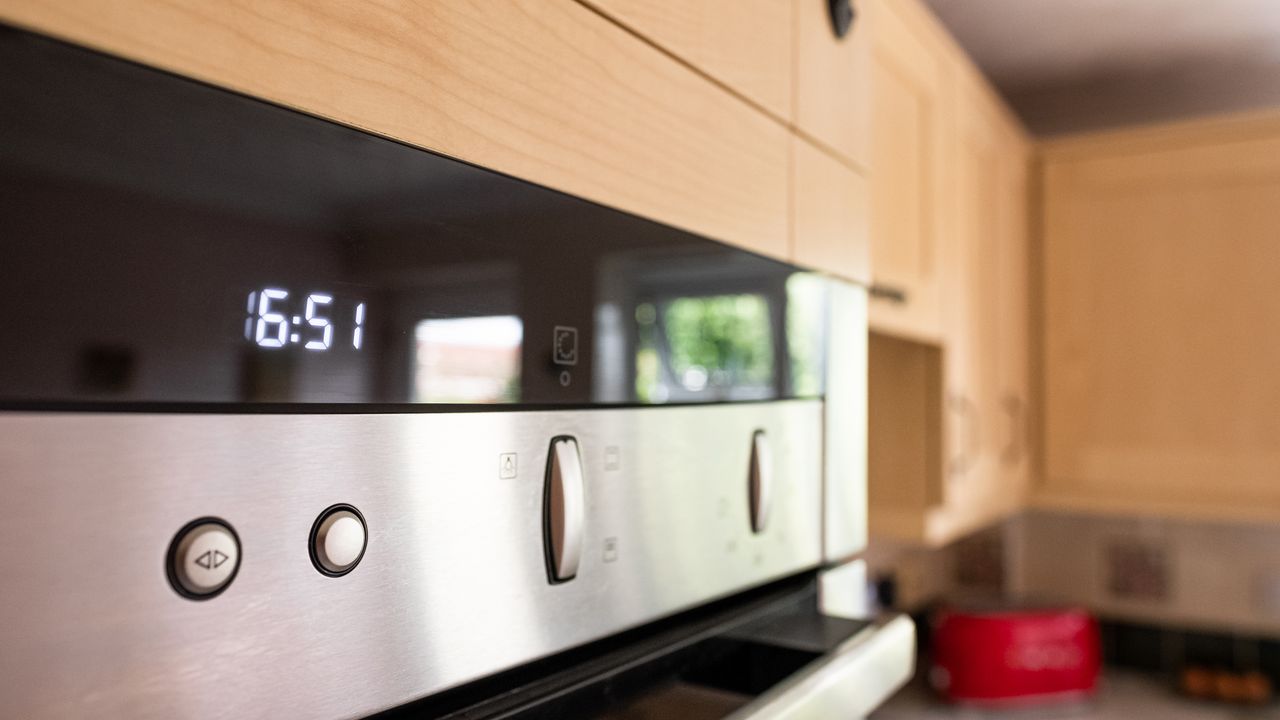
[869, 507, 1280, 642]
[1010, 510, 1280, 637]
[863, 523, 1010, 612]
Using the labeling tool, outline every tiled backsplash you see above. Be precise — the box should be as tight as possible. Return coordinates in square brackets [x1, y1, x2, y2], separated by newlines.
[1009, 509, 1280, 637]
[867, 508, 1280, 652]
[868, 507, 1280, 694]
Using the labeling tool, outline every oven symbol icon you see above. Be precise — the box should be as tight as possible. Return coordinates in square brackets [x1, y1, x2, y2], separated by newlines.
[553, 326, 578, 366]
[499, 452, 518, 479]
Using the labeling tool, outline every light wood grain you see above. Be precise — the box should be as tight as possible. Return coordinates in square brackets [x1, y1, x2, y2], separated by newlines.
[862, 0, 1030, 343]
[995, 118, 1033, 508]
[866, 0, 1033, 546]
[0, 0, 791, 259]
[1041, 110, 1280, 520]
[793, 0, 873, 170]
[868, 332, 944, 512]
[585, 0, 793, 120]
[790, 135, 870, 283]
[911, 68, 1030, 547]
[945, 64, 1004, 511]
[1041, 107, 1280, 161]
[864, 0, 948, 341]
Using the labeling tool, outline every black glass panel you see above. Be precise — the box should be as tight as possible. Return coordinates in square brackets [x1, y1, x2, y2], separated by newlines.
[0, 27, 826, 408]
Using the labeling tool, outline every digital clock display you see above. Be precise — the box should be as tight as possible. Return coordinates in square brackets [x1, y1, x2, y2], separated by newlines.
[245, 288, 367, 351]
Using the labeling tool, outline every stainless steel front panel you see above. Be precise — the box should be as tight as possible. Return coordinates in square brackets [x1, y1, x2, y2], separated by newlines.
[0, 401, 822, 719]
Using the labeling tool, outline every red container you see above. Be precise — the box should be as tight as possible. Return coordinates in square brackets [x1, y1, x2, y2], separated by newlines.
[931, 607, 1101, 706]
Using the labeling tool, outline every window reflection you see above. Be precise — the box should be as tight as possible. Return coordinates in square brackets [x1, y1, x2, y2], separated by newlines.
[414, 316, 522, 403]
[785, 273, 827, 398]
[635, 294, 775, 403]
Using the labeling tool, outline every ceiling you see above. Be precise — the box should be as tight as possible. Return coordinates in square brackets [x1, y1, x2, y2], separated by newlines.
[923, 0, 1280, 135]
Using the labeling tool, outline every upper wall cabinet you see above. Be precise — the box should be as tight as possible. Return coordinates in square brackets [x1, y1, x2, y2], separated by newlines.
[867, 0, 1032, 547]
[793, 0, 873, 170]
[1040, 113, 1280, 523]
[590, 0, 873, 280]
[993, 119, 1032, 512]
[863, 0, 950, 341]
[0, 0, 792, 260]
[942, 69, 1004, 529]
[792, 135, 870, 284]
[931, 68, 1031, 543]
[588, 0, 794, 120]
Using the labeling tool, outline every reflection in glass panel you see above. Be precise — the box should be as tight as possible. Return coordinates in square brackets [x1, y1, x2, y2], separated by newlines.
[636, 295, 775, 403]
[786, 273, 828, 399]
[414, 316, 522, 403]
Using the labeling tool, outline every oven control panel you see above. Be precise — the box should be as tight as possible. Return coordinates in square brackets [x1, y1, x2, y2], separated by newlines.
[0, 403, 822, 719]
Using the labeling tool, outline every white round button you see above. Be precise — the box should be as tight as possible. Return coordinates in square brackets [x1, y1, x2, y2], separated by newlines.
[170, 520, 240, 599]
[312, 507, 367, 576]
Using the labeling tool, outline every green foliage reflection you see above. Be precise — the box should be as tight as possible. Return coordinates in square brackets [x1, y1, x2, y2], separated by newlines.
[635, 294, 773, 401]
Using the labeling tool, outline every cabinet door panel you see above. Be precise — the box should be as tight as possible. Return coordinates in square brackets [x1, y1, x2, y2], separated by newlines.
[995, 132, 1031, 495]
[792, 137, 870, 283]
[794, 0, 872, 169]
[590, 0, 793, 119]
[1043, 122, 1280, 518]
[948, 81, 1002, 500]
[866, 0, 945, 341]
[861, 0, 1034, 546]
[922, 72, 1028, 544]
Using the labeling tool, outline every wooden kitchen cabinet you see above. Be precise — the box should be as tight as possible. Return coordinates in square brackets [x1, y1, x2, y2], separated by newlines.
[938, 68, 1003, 537]
[586, 0, 794, 120]
[863, 0, 951, 342]
[928, 67, 1031, 543]
[584, 0, 876, 174]
[868, 11, 1032, 546]
[792, 0, 873, 170]
[1039, 112, 1280, 523]
[994, 121, 1033, 512]
[791, 135, 870, 284]
[868, 333, 945, 541]
[588, 0, 876, 278]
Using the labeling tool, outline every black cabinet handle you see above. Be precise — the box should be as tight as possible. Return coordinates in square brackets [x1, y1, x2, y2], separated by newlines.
[869, 283, 908, 304]
[828, 0, 856, 39]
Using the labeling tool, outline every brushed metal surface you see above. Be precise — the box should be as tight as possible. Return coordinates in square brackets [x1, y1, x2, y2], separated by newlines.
[731, 614, 916, 720]
[0, 401, 822, 719]
[823, 281, 870, 562]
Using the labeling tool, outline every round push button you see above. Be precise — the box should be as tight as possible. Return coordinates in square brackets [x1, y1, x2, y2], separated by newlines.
[167, 518, 241, 600]
[310, 505, 367, 576]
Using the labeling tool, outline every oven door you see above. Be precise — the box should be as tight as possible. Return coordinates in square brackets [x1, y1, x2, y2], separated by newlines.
[380, 577, 915, 720]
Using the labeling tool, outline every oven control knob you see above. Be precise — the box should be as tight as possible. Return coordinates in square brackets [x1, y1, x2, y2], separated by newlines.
[749, 430, 773, 534]
[167, 518, 241, 599]
[544, 436, 585, 583]
[310, 505, 368, 577]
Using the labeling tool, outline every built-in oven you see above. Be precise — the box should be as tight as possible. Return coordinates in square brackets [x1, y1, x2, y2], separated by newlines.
[0, 26, 913, 719]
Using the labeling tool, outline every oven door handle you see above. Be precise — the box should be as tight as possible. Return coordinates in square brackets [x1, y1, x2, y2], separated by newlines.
[728, 614, 916, 719]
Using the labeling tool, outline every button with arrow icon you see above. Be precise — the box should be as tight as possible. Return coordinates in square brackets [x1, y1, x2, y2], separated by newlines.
[194, 548, 230, 570]
[167, 518, 241, 599]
